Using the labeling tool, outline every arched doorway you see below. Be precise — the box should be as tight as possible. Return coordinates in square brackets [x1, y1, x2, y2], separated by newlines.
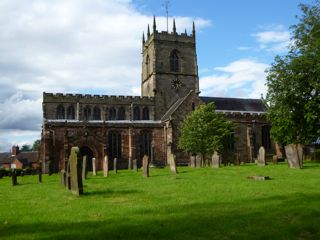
[80, 146, 94, 171]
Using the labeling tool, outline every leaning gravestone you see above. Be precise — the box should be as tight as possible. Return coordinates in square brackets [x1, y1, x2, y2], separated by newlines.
[190, 155, 196, 168]
[82, 155, 87, 180]
[169, 154, 177, 174]
[103, 155, 109, 177]
[142, 155, 149, 178]
[133, 159, 138, 172]
[285, 144, 303, 168]
[92, 157, 97, 176]
[69, 147, 83, 196]
[257, 146, 266, 166]
[195, 154, 202, 168]
[211, 151, 220, 168]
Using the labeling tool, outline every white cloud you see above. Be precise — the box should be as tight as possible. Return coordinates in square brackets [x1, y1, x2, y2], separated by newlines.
[0, 0, 210, 151]
[200, 59, 269, 98]
[251, 25, 291, 53]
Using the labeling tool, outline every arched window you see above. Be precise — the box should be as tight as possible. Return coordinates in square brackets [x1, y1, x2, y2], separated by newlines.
[140, 131, 152, 158]
[133, 106, 140, 120]
[108, 131, 121, 160]
[108, 107, 116, 120]
[146, 55, 150, 76]
[56, 105, 65, 119]
[83, 106, 91, 120]
[170, 50, 179, 72]
[118, 107, 125, 120]
[67, 105, 75, 119]
[142, 107, 149, 120]
[93, 106, 101, 120]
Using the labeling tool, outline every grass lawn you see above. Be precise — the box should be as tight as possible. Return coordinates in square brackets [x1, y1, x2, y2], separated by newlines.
[0, 162, 320, 240]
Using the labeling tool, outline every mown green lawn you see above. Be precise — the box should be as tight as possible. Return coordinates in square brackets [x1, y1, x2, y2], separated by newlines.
[0, 162, 320, 240]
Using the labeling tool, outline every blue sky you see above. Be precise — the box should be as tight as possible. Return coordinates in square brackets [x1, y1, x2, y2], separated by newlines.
[0, 0, 315, 152]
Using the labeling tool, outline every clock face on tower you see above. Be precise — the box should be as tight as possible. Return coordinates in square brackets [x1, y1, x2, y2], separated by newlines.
[171, 77, 182, 90]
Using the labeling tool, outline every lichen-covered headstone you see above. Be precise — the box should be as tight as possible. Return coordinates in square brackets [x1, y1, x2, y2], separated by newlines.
[211, 151, 220, 168]
[103, 155, 109, 177]
[92, 157, 97, 176]
[69, 147, 83, 196]
[142, 155, 149, 178]
[257, 146, 266, 166]
[114, 158, 117, 173]
[82, 155, 87, 180]
[190, 155, 196, 168]
[169, 154, 177, 174]
[133, 159, 138, 172]
[285, 144, 303, 168]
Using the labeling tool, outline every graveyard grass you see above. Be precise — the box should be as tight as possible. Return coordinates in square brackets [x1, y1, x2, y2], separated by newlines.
[1, 162, 320, 240]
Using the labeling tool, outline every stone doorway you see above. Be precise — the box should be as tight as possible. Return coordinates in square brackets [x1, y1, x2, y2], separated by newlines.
[80, 146, 94, 171]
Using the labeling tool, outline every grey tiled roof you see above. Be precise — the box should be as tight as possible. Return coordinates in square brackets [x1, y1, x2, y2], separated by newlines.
[200, 97, 267, 112]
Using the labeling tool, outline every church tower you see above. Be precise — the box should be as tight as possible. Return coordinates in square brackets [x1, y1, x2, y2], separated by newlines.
[141, 17, 199, 119]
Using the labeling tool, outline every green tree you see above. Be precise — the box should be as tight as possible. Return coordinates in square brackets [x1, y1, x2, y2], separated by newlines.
[21, 144, 32, 152]
[266, 2, 320, 145]
[178, 103, 234, 158]
[32, 140, 41, 151]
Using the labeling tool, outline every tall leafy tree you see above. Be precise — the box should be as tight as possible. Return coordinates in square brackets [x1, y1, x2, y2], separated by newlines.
[178, 103, 233, 158]
[266, 1, 320, 145]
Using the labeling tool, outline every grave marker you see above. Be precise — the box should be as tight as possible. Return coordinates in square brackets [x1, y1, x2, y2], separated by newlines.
[69, 147, 83, 196]
[103, 155, 109, 177]
[257, 146, 266, 166]
[142, 155, 149, 178]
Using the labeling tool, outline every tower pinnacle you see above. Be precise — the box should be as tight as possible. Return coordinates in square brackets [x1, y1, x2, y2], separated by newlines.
[173, 18, 176, 34]
[153, 16, 157, 33]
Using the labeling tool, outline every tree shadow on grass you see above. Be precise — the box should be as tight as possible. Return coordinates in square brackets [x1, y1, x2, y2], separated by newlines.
[1, 193, 320, 240]
[84, 189, 141, 196]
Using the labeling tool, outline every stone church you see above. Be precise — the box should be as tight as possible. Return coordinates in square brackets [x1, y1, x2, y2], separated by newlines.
[40, 18, 275, 173]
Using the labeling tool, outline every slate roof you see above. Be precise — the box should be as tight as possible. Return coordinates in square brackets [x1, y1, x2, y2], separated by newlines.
[0, 151, 38, 165]
[200, 97, 267, 112]
[161, 90, 194, 121]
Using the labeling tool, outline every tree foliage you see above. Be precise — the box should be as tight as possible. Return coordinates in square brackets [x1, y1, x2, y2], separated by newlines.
[32, 140, 41, 151]
[21, 144, 32, 152]
[178, 103, 234, 155]
[266, 1, 320, 145]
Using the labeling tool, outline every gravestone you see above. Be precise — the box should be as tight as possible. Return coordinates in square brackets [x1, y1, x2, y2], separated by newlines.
[128, 157, 132, 170]
[190, 155, 196, 168]
[195, 154, 202, 168]
[103, 155, 109, 177]
[142, 155, 149, 178]
[69, 147, 83, 196]
[114, 158, 117, 173]
[92, 158, 97, 176]
[82, 155, 87, 180]
[66, 161, 71, 190]
[133, 159, 138, 172]
[285, 144, 303, 168]
[60, 170, 66, 187]
[12, 169, 18, 186]
[169, 154, 177, 174]
[257, 146, 266, 166]
[211, 151, 220, 168]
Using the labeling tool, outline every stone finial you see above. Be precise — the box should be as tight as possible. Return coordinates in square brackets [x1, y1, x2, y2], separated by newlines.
[147, 24, 150, 38]
[185, 28, 187, 35]
[142, 32, 145, 44]
[153, 16, 157, 33]
[192, 21, 196, 37]
[173, 18, 176, 34]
